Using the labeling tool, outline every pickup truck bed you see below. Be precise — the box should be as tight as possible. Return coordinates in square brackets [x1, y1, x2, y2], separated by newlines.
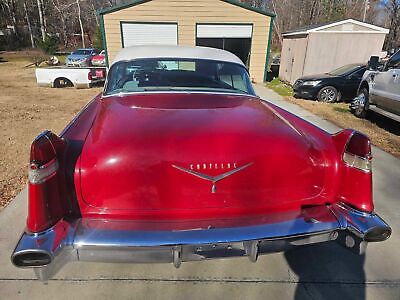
[35, 66, 106, 89]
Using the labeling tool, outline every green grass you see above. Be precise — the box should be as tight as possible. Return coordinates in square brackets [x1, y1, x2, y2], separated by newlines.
[265, 78, 294, 97]
[333, 106, 350, 113]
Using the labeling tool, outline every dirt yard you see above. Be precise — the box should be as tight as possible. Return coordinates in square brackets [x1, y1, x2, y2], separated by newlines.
[0, 51, 102, 209]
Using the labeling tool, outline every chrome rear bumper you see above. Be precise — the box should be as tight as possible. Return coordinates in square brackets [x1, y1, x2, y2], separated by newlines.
[11, 203, 391, 281]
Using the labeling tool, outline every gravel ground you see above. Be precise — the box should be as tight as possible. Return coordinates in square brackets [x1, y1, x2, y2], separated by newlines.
[0, 51, 102, 209]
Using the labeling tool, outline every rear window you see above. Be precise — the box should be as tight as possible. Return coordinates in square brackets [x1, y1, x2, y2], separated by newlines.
[104, 58, 255, 96]
[72, 50, 92, 55]
[328, 64, 363, 76]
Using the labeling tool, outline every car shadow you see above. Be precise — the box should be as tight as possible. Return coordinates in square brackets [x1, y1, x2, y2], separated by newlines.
[366, 111, 400, 136]
[285, 242, 366, 300]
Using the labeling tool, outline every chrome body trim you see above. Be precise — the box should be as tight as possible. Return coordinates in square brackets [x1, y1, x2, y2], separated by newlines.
[172, 163, 253, 193]
[11, 203, 391, 281]
[101, 90, 261, 99]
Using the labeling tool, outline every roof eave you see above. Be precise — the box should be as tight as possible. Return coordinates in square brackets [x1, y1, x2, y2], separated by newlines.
[283, 18, 389, 37]
[97, 0, 275, 17]
[282, 31, 308, 37]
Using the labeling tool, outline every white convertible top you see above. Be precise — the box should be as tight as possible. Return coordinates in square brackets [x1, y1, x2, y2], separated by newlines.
[111, 45, 245, 67]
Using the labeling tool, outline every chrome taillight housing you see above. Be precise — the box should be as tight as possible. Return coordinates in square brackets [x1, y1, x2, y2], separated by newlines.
[342, 132, 372, 172]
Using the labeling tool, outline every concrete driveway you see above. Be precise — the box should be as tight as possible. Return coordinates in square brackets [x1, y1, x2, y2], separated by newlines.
[0, 86, 399, 299]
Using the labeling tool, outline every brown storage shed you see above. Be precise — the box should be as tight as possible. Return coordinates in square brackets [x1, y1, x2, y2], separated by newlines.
[98, 0, 275, 83]
[279, 19, 389, 84]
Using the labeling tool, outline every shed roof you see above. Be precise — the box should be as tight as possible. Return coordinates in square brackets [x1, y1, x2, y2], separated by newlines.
[97, 0, 275, 17]
[283, 19, 389, 37]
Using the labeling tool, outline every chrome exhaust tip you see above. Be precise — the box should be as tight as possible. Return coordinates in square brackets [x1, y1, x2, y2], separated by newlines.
[331, 203, 392, 252]
[12, 250, 52, 267]
[364, 226, 392, 242]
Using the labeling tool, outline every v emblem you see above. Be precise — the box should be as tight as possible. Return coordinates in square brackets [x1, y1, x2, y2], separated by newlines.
[172, 163, 253, 193]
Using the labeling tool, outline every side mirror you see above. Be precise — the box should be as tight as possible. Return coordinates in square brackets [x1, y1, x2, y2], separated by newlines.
[368, 56, 379, 71]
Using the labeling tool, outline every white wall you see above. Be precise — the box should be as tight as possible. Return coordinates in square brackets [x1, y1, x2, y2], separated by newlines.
[303, 32, 386, 76]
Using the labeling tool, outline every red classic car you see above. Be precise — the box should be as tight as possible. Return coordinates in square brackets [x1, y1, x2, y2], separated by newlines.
[90, 50, 106, 67]
[12, 46, 391, 281]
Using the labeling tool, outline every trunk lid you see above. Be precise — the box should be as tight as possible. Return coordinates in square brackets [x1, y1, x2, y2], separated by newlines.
[78, 93, 328, 216]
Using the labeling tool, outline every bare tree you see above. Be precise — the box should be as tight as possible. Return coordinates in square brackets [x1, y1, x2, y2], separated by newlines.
[51, 0, 68, 47]
[0, 0, 396, 51]
[76, 0, 85, 48]
[385, 0, 400, 51]
[36, 0, 46, 41]
[2, 0, 18, 36]
[23, 1, 35, 47]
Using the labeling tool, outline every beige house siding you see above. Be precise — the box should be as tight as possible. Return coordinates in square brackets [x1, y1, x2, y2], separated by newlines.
[102, 0, 272, 82]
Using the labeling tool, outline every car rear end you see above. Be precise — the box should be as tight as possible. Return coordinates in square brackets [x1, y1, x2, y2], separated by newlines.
[60, 68, 106, 89]
[11, 97, 391, 281]
[90, 52, 106, 67]
[87, 68, 106, 87]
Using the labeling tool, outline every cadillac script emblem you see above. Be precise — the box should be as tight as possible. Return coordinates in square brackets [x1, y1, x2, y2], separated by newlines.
[172, 162, 253, 193]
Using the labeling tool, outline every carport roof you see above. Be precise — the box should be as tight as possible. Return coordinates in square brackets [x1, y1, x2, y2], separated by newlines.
[283, 19, 389, 37]
[97, 0, 275, 17]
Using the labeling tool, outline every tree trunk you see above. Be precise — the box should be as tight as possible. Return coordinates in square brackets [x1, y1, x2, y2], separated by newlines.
[362, 0, 369, 22]
[42, 0, 48, 31]
[76, 0, 85, 48]
[51, 0, 68, 48]
[24, 1, 35, 48]
[92, 3, 99, 27]
[4, 0, 18, 36]
[36, 0, 46, 41]
[270, 0, 282, 46]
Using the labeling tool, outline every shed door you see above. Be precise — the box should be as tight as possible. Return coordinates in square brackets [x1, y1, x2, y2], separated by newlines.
[196, 24, 253, 66]
[121, 23, 178, 47]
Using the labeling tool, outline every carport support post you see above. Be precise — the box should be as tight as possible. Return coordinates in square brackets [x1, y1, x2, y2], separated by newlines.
[99, 13, 109, 68]
[263, 16, 274, 82]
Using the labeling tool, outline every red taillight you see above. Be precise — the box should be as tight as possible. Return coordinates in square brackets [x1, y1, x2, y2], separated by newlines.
[29, 131, 65, 184]
[343, 132, 372, 172]
[27, 131, 67, 232]
[88, 71, 93, 81]
[95, 69, 105, 78]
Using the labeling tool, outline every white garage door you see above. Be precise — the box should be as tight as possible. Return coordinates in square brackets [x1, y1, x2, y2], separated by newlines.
[196, 24, 253, 38]
[121, 23, 178, 47]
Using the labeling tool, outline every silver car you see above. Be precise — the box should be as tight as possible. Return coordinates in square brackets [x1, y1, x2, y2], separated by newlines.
[351, 50, 400, 122]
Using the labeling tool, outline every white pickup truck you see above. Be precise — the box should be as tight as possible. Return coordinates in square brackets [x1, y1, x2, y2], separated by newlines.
[35, 67, 106, 89]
